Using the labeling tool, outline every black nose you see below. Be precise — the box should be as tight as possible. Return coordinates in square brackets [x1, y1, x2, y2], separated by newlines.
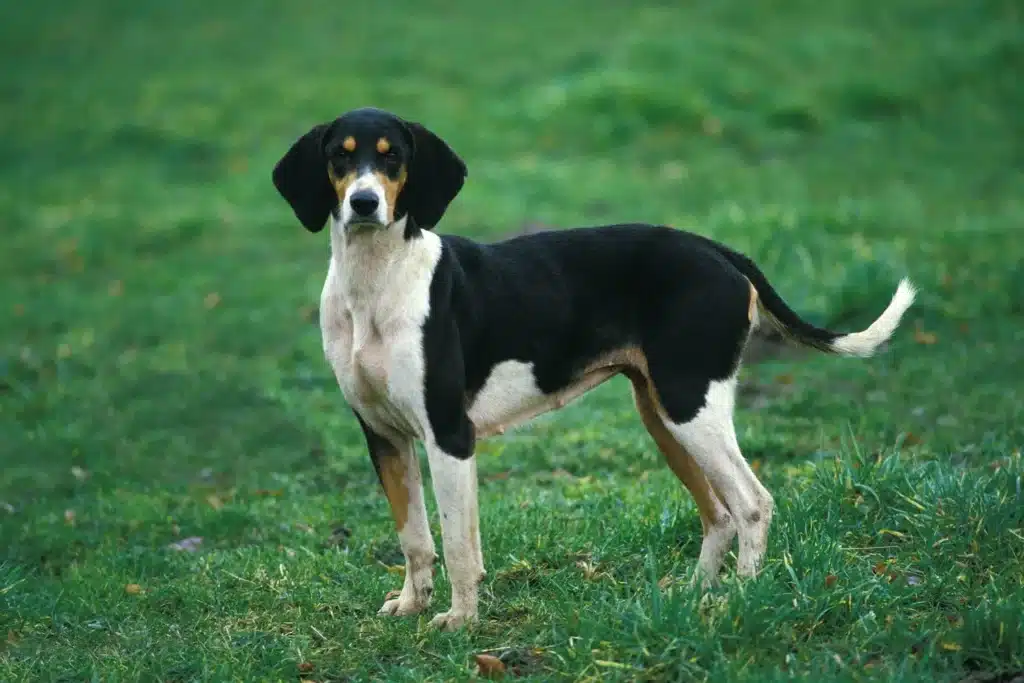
[349, 190, 379, 218]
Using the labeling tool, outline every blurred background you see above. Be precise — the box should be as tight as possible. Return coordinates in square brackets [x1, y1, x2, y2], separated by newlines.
[2, 0, 1023, 678]
[3, 0, 1022, 526]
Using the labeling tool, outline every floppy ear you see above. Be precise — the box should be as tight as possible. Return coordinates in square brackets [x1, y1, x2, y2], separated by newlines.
[396, 121, 468, 229]
[271, 123, 335, 232]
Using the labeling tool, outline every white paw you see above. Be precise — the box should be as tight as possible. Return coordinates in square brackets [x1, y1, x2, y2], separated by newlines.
[377, 590, 430, 617]
[428, 608, 477, 631]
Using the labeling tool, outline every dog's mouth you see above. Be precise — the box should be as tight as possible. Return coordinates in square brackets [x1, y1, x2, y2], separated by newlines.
[344, 217, 386, 231]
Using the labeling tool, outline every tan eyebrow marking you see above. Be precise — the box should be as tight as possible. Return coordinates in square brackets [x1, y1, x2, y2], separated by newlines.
[376, 137, 391, 154]
[342, 136, 356, 152]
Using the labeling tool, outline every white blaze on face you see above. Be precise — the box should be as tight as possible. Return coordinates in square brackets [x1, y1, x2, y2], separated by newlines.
[340, 169, 390, 227]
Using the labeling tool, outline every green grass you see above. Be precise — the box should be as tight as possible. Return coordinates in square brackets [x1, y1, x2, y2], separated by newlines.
[2, 0, 1023, 680]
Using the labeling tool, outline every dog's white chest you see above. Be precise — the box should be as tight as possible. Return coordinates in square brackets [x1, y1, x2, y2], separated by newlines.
[320, 226, 442, 440]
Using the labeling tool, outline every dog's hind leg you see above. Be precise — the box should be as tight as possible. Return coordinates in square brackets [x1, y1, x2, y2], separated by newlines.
[630, 376, 736, 585]
[658, 376, 774, 577]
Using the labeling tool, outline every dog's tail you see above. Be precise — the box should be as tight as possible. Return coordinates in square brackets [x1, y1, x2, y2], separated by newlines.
[714, 244, 917, 357]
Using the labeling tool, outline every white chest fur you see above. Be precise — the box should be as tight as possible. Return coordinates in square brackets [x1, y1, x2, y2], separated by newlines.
[319, 219, 442, 441]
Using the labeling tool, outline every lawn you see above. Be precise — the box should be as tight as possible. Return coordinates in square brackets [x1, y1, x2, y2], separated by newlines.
[1, 0, 1023, 680]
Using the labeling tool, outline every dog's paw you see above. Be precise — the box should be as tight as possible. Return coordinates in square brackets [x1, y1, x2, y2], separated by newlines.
[428, 608, 477, 631]
[377, 590, 430, 617]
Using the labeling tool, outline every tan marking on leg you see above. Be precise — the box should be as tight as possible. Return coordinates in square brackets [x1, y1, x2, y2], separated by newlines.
[748, 282, 758, 323]
[376, 137, 391, 154]
[377, 453, 410, 532]
[630, 377, 730, 538]
[374, 167, 407, 223]
[342, 135, 356, 152]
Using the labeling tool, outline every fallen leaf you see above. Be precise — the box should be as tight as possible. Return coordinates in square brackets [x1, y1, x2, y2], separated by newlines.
[941, 641, 962, 652]
[872, 561, 888, 576]
[658, 575, 674, 590]
[751, 459, 762, 474]
[204, 292, 221, 309]
[64, 509, 76, 525]
[519, 500, 530, 509]
[825, 574, 838, 588]
[7, 630, 17, 645]
[775, 373, 794, 385]
[903, 432, 924, 446]
[57, 344, 72, 359]
[913, 325, 937, 345]
[108, 280, 123, 296]
[125, 583, 142, 595]
[167, 536, 203, 552]
[71, 466, 89, 481]
[298, 661, 314, 673]
[485, 471, 512, 482]
[205, 494, 224, 510]
[475, 653, 506, 679]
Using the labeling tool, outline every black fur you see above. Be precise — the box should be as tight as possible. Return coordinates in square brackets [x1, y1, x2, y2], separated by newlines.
[421, 224, 757, 458]
[271, 123, 334, 232]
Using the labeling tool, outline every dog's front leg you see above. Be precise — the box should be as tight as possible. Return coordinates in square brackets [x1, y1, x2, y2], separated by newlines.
[425, 435, 485, 631]
[353, 412, 437, 616]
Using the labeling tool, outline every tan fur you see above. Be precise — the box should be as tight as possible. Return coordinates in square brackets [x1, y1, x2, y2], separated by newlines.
[374, 167, 407, 223]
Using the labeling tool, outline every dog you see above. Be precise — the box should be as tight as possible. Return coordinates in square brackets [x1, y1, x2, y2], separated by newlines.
[271, 107, 916, 630]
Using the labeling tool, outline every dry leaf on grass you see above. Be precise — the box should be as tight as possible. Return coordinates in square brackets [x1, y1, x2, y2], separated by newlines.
[298, 661, 314, 673]
[474, 653, 506, 679]
[913, 325, 937, 345]
[204, 292, 221, 309]
[825, 574, 838, 588]
[205, 494, 224, 510]
[166, 537, 203, 552]
[125, 583, 142, 595]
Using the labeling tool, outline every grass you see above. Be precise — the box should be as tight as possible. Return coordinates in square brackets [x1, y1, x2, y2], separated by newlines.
[1, 0, 1023, 680]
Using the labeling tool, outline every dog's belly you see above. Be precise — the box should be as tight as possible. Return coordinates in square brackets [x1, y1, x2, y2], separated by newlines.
[469, 360, 620, 439]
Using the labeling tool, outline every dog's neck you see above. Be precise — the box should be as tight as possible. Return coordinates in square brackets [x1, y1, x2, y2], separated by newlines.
[328, 215, 438, 311]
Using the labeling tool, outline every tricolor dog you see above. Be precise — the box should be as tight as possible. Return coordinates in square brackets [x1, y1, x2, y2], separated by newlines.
[271, 107, 916, 630]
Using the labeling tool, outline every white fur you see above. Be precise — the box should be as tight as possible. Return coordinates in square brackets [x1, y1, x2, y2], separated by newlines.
[831, 278, 917, 357]
[469, 360, 619, 438]
[425, 441, 485, 630]
[320, 214, 484, 629]
[663, 376, 773, 577]
[338, 170, 391, 228]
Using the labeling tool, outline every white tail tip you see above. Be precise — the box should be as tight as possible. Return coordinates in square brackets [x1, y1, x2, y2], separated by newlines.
[830, 278, 917, 357]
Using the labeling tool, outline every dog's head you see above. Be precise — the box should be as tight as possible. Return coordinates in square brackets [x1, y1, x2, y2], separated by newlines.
[272, 107, 467, 234]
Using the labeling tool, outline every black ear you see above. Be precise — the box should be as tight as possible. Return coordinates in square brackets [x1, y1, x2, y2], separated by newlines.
[271, 123, 335, 232]
[396, 121, 467, 229]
